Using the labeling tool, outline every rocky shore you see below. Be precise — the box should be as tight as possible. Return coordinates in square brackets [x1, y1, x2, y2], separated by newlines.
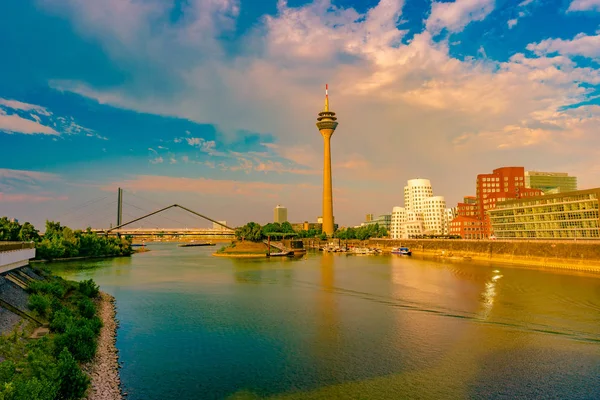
[84, 292, 123, 400]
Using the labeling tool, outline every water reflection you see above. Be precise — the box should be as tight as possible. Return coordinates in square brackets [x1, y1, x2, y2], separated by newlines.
[479, 269, 503, 320]
[52, 244, 600, 400]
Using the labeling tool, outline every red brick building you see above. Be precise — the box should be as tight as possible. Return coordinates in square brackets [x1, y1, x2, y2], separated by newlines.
[449, 216, 484, 239]
[456, 196, 477, 218]
[450, 167, 544, 239]
[476, 167, 543, 236]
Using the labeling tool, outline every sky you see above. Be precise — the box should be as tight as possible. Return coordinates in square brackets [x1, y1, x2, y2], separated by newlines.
[1, 0, 600, 230]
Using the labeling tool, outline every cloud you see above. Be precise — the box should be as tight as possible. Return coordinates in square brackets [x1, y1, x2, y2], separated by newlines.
[0, 113, 59, 135]
[507, 19, 518, 28]
[100, 175, 318, 197]
[426, 0, 495, 34]
[568, 0, 600, 12]
[0, 98, 52, 116]
[149, 156, 164, 164]
[0, 169, 59, 184]
[0, 97, 103, 138]
[0, 193, 68, 203]
[528, 33, 600, 59]
[39, 0, 600, 209]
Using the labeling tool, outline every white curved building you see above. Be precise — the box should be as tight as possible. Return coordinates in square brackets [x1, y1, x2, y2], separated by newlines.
[391, 179, 453, 239]
[404, 179, 433, 214]
[423, 196, 447, 235]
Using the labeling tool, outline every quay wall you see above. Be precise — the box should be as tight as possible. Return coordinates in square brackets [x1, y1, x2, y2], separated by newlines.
[369, 239, 600, 272]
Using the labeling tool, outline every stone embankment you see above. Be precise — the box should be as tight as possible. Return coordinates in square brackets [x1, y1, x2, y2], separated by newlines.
[84, 292, 123, 400]
[369, 239, 600, 272]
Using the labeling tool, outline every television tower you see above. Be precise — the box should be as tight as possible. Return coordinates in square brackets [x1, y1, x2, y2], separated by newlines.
[316, 84, 339, 236]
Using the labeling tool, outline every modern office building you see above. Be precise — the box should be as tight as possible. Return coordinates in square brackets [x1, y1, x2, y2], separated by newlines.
[365, 214, 374, 222]
[364, 214, 392, 231]
[404, 179, 434, 214]
[525, 171, 577, 194]
[489, 188, 600, 239]
[391, 179, 452, 238]
[423, 196, 447, 235]
[274, 205, 288, 223]
[316, 84, 339, 236]
[476, 167, 544, 236]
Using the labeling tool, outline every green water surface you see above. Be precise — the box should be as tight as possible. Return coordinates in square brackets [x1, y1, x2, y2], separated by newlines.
[52, 243, 600, 400]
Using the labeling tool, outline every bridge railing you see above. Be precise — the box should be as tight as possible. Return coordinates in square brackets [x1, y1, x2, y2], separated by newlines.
[0, 242, 36, 252]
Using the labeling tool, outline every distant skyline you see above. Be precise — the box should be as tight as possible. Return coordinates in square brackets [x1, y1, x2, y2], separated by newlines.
[1, 0, 600, 229]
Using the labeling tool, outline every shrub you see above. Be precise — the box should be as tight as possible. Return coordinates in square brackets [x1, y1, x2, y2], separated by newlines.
[87, 316, 103, 336]
[78, 280, 99, 298]
[27, 281, 66, 299]
[54, 324, 97, 362]
[56, 348, 90, 400]
[77, 298, 96, 319]
[28, 294, 51, 318]
[49, 310, 74, 334]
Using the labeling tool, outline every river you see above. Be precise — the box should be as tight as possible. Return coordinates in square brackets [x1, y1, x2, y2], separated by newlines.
[52, 243, 600, 400]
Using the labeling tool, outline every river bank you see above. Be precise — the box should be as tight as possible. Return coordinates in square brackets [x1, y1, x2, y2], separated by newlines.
[84, 292, 123, 400]
[31, 253, 133, 263]
[368, 239, 600, 273]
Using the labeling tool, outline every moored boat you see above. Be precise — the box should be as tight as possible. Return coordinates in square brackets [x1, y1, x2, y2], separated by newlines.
[391, 247, 412, 256]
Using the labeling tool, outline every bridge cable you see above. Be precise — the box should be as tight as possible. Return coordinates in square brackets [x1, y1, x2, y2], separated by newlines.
[53, 194, 112, 222]
[122, 200, 191, 228]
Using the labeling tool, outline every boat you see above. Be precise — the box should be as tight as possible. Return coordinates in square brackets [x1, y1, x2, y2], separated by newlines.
[267, 251, 294, 257]
[391, 247, 412, 256]
[178, 242, 216, 247]
[131, 243, 146, 247]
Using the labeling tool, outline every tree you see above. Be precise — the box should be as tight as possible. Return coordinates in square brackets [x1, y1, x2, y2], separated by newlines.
[18, 222, 39, 241]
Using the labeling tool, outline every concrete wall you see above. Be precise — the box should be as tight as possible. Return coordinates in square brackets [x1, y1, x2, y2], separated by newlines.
[369, 239, 600, 271]
[0, 249, 36, 274]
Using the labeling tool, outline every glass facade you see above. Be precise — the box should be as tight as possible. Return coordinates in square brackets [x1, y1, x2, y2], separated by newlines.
[525, 172, 577, 194]
[489, 190, 600, 239]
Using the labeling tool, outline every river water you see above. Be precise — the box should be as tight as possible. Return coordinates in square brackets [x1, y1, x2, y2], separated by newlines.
[52, 243, 600, 400]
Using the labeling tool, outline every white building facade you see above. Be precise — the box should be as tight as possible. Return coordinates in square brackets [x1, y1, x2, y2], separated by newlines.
[391, 179, 454, 239]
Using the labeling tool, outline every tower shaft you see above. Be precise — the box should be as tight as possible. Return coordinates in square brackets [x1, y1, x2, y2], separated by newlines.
[321, 131, 334, 235]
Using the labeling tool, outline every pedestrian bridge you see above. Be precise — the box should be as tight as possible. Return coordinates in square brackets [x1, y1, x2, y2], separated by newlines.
[0, 242, 36, 274]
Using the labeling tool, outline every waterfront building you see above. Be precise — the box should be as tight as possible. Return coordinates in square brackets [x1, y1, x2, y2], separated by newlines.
[274, 205, 288, 223]
[316, 84, 339, 236]
[489, 188, 600, 239]
[423, 196, 447, 235]
[365, 214, 374, 222]
[456, 196, 477, 218]
[525, 171, 577, 194]
[404, 179, 433, 214]
[391, 179, 448, 238]
[449, 216, 484, 239]
[476, 167, 543, 236]
[213, 221, 228, 231]
[291, 221, 322, 232]
[364, 214, 391, 231]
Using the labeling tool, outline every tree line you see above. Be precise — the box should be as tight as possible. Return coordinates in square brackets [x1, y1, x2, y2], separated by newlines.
[234, 221, 388, 242]
[333, 223, 388, 240]
[0, 217, 132, 260]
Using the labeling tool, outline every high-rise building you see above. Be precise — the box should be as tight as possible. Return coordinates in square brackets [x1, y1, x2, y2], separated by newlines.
[391, 179, 450, 238]
[365, 214, 374, 222]
[525, 171, 577, 194]
[423, 196, 447, 235]
[475, 166, 543, 237]
[404, 179, 433, 214]
[316, 84, 339, 236]
[273, 205, 288, 223]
